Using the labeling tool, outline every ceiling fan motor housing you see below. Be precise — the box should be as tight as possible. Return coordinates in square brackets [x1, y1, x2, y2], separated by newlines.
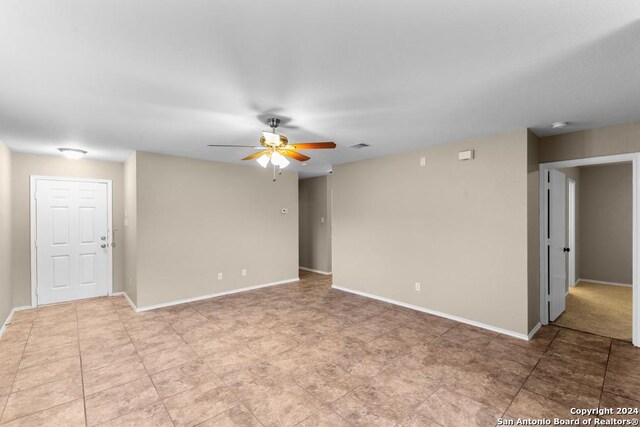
[267, 117, 281, 129]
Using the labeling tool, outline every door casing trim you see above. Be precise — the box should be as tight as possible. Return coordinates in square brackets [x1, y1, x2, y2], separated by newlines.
[539, 153, 639, 346]
[30, 175, 114, 307]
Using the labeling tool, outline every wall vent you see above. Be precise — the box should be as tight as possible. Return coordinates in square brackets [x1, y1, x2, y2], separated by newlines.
[349, 143, 370, 149]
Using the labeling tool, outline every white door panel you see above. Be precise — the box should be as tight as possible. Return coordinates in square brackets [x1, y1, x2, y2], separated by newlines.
[36, 179, 109, 305]
[548, 170, 567, 321]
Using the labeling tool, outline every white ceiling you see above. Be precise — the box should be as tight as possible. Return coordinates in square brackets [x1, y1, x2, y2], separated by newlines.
[1, 1, 640, 178]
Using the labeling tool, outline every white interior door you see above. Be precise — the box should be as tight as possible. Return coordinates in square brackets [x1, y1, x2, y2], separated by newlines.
[35, 179, 110, 305]
[548, 169, 567, 321]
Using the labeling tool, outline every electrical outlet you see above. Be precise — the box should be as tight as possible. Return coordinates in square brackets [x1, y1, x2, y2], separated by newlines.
[218, 272, 223, 280]
[241, 269, 247, 277]
[415, 282, 421, 291]
[420, 157, 426, 167]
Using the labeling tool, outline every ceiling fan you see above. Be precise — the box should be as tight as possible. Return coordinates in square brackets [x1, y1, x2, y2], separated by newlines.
[207, 118, 336, 179]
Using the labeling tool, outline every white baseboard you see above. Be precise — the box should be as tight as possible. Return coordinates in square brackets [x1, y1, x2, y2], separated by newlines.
[0, 305, 33, 338]
[332, 285, 531, 341]
[528, 322, 542, 340]
[299, 267, 332, 275]
[123, 277, 300, 312]
[578, 278, 632, 288]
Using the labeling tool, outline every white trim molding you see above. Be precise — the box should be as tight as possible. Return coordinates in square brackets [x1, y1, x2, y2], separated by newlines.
[123, 277, 300, 312]
[539, 152, 640, 347]
[528, 322, 542, 340]
[332, 285, 534, 341]
[578, 278, 633, 288]
[0, 306, 34, 338]
[299, 267, 332, 275]
[30, 176, 114, 308]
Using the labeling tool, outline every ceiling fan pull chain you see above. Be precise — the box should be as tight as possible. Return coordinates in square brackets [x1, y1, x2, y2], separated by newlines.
[273, 164, 276, 182]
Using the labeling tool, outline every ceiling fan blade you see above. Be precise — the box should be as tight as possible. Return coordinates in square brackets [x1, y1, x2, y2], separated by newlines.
[207, 144, 262, 148]
[281, 150, 310, 162]
[242, 151, 268, 161]
[288, 142, 336, 150]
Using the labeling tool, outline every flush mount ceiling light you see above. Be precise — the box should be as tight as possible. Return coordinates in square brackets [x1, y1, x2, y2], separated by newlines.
[58, 147, 87, 159]
[551, 122, 568, 129]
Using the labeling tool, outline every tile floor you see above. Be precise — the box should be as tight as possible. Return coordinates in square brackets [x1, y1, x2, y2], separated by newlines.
[0, 270, 638, 426]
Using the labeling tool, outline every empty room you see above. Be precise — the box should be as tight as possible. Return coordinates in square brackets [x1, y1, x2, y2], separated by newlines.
[1, 2, 640, 427]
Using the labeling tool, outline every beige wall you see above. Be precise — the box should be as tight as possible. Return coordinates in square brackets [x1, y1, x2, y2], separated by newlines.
[0, 142, 12, 324]
[11, 153, 125, 307]
[299, 176, 332, 273]
[540, 121, 640, 163]
[132, 152, 299, 308]
[527, 131, 540, 331]
[123, 153, 138, 305]
[579, 163, 632, 284]
[333, 130, 533, 336]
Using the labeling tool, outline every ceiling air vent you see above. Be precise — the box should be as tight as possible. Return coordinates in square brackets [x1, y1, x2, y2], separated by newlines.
[349, 143, 370, 149]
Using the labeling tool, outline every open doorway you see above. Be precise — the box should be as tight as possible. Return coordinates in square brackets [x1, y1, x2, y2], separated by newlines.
[540, 154, 638, 345]
[298, 175, 333, 283]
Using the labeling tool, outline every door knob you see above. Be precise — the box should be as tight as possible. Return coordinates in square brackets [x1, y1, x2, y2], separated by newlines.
[563, 247, 570, 252]
[101, 243, 107, 249]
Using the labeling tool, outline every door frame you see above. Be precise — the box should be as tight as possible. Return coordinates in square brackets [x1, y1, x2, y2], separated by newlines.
[539, 153, 639, 346]
[568, 178, 576, 287]
[30, 176, 114, 307]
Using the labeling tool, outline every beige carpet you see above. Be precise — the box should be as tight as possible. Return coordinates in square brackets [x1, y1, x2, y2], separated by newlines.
[553, 281, 632, 341]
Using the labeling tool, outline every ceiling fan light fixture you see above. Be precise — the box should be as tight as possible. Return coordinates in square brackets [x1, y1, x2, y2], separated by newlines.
[262, 131, 280, 146]
[256, 153, 270, 168]
[270, 151, 289, 168]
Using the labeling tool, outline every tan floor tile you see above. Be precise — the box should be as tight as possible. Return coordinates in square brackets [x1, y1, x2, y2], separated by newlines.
[610, 340, 640, 362]
[535, 354, 605, 389]
[599, 392, 640, 422]
[0, 371, 17, 397]
[19, 342, 79, 370]
[198, 404, 262, 427]
[546, 339, 609, 367]
[163, 379, 238, 427]
[297, 406, 351, 427]
[85, 376, 160, 426]
[554, 328, 611, 353]
[296, 362, 362, 404]
[244, 382, 321, 427]
[141, 343, 199, 374]
[607, 353, 640, 378]
[603, 369, 640, 401]
[0, 398, 85, 427]
[151, 359, 217, 399]
[81, 342, 139, 372]
[98, 402, 173, 427]
[1, 375, 83, 423]
[83, 358, 147, 395]
[174, 321, 221, 343]
[524, 368, 601, 408]
[132, 331, 185, 356]
[408, 387, 499, 427]
[12, 356, 81, 393]
[506, 388, 574, 421]
[331, 384, 413, 427]
[480, 339, 543, 369]
[200, 343, 260, 377]
[368, 365, 440, 409]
